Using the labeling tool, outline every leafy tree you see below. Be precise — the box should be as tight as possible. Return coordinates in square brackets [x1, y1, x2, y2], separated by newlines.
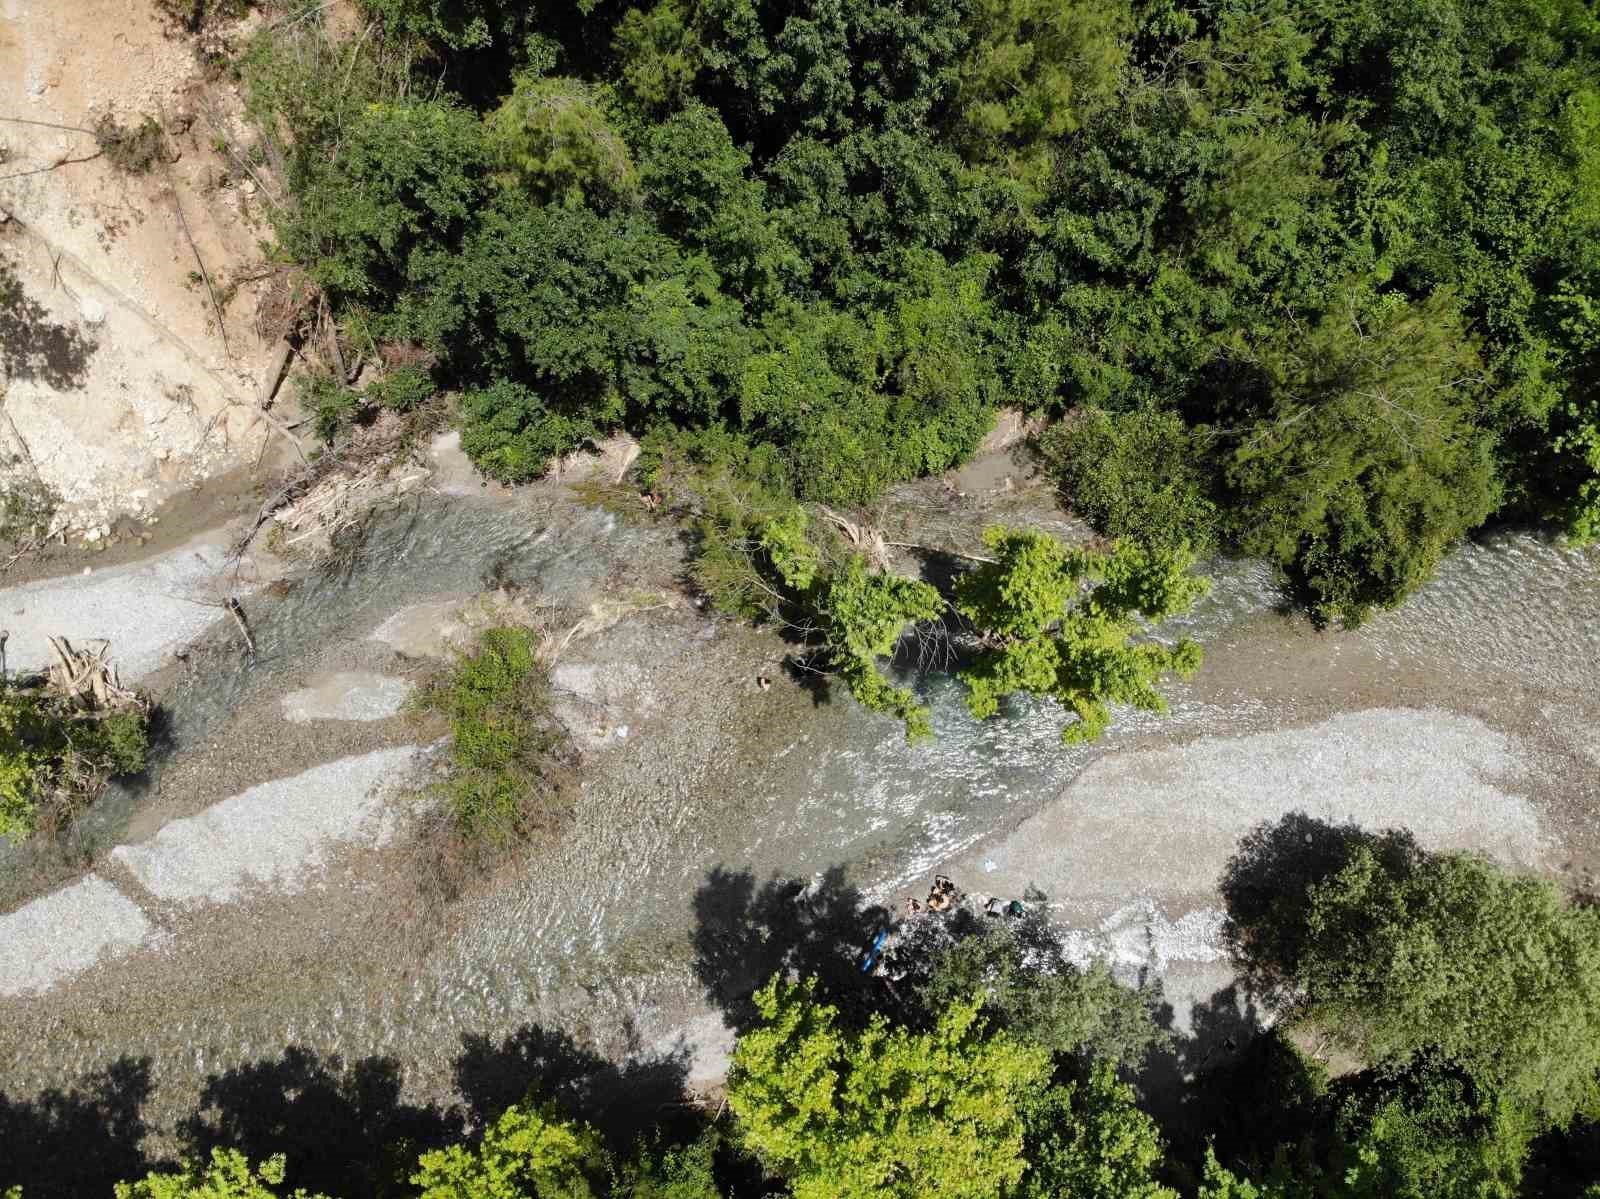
[486, 73, 639, 208]
[1196, 1055, 1536, 1199]
[460, 381, 594, 482]
[1017, 1065, 1177, 1199]
[1197, 1150, 1312, 1199]
[1224, 293, 1500, 624]
[904, 900, 1168, 1068]
[1225, 836, 1600, 1123]
[114, 1150, 328, 1199]
[614, 0, 703, 109]
[411, 1099, 605, 1199]
[1328, 1055, 1534, 1199]
[1039, 407, 1221, 552]
[694, 0, 969, 140]
[755, 506, 943, 741]
[610, 1132, 721, 1198]
[811, 556, 945, 742]
[955, 527, 1208, 743]
[357, 0, 530, 51]
[1545, 278, 1600, 538]
[274, 98, 490, 305]
[727, 976, 1051, 1199]
[952, 0, 1132, 182]
[637, 104, 803, 307]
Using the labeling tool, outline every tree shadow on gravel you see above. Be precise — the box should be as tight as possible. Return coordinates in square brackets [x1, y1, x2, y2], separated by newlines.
[181, 1027, 692, 1196]
[0, 1056, 156, 1198]
[691, 864, 892, 1035]
[1218, 810, 1420, 1006]
[181, 1048, 462, 1199]
[1150, 1015, 1328, 1187]
[455, 1020, 693, 1154]
[1136, 985, 1269, 1151]
[0, 252, 98, 389]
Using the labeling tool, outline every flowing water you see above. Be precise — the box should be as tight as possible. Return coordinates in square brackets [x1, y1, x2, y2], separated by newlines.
[1, 483, 1596, 1140]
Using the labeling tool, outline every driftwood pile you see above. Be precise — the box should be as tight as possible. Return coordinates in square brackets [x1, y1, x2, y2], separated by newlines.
[0, 632, 150, 718]
[42, 636, 149, 715]
[274, 457, 429, 549]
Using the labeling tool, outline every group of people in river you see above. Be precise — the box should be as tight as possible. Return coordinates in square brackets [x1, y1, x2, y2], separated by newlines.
[860, 874, 1028, 975]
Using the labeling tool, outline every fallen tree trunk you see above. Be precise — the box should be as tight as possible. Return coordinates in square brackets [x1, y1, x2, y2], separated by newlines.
[258, 336, 295, 408]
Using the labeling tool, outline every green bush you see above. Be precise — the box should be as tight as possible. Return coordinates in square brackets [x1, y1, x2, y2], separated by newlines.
[298, 371, 361, 442]
[419, 626, 575, 845]
[0, 460, 60, 548]
[1038, 407, 1222, 552]
[459, 381, 594, 482]
[0, 687, 150, 844]
[95, 115, 168, 174]
[366, 365, 435, 413]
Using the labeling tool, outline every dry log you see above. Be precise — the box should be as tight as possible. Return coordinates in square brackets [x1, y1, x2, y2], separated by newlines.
[226, 597, 257, 658]
[258, 337, 295, 408]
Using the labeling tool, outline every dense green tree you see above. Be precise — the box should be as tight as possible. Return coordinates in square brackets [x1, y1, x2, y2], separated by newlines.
[114, 1151, 328, 1199]
[637, 105, 803, 307]
[614, 0, 703, 109]
[809, 555, 945, 742]
[411, 1100, 605, 1199]
[248, 0, 1600, 626]
[610, 1132, 722, 1198]
[1225, 835, 1600, 1123]
[727, 975, 1051, 1199]
[1039, 407, 1221, 551]
[357, 0, 531, 51]
[951, 0, 1132, 182]
[1017, 1066, 1177, 1199]
[694, 0, 968, 141]
[1328, 1056, 1534, 1199]
[486, 73, 639, 208]
[1197, 1055, 1536, 1199]
[276, 98, 491, 306]
[1223, 293, 1500, 624]
[906, 901, 1168, 1067]
[954, 527, 1208, 743]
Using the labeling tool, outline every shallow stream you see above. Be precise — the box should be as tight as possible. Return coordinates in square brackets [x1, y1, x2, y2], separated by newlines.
[1, 480, 1596, 1144]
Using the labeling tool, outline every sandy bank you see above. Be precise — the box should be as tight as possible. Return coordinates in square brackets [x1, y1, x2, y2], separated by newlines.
[112, 746, 420, 906]
[0, 530, 249, 679]
[960, 707, 1546, 919]
[0, 874, 154, 996]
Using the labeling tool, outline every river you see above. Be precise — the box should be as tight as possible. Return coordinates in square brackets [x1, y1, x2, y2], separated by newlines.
[0, 473, 1595, 1168]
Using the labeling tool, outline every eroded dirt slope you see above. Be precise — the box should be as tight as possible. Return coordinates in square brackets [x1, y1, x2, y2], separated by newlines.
[0, 0, 293, 541]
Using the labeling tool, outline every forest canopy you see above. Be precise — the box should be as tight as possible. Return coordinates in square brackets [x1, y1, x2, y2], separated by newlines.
[245, 0, 1600, 628]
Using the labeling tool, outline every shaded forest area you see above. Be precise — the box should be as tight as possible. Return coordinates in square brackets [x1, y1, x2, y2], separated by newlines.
[245, 0, 1599, 627]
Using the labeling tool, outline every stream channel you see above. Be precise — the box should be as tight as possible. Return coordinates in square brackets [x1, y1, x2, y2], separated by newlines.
[0, 464, 1596, 1148]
